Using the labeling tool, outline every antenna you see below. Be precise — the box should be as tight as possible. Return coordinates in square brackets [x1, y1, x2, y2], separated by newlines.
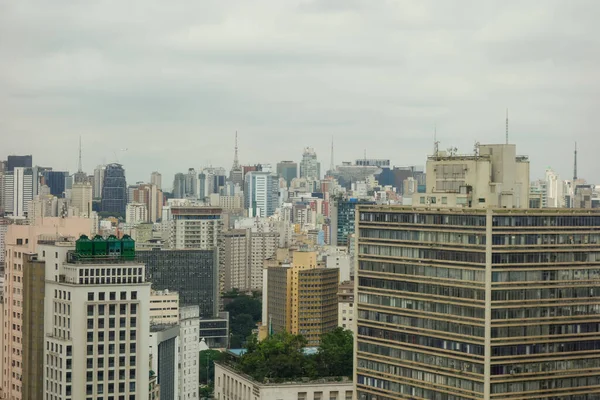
[573, 141, 578, 181]
[505, 109, 509, 145]
[78, 136, 83, 173]
[433, 124, 439, 158]
[233, 131, 240, 169]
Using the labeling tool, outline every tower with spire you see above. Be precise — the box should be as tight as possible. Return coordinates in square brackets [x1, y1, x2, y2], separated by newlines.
[73, 136, 88, 184]
[229, 131, 244, 187]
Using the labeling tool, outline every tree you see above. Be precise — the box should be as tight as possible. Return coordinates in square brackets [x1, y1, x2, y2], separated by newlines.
[239, 332, 308, 382]
[225, 295, 262, 347]
[313, 328, 353, 377]
[225, 295, 262, 322]
[199, 349, 224, 385]
[229, 313, 256, 348]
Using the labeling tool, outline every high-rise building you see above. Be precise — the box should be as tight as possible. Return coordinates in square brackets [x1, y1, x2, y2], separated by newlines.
[337, 280, 354, 331]
[221, 229, 250, 292]
[137, 248, 219, 318]
[3, 167, 34, 217]
[277, 161, 298, 188]
[168, 206, 222, 250]
[300, 147, 320, 180]
[0, 160, 6, 214]
[150, 290, 180, 324]
[151, 171, 162, 190]
[185, 168, 198, 198]
[132, 183, 164, 223]
[149, 324, 180, 400]
[2, 218, 91, 400]
[173, 173, 186, 199]
[264, 250, 339, 346]
[126, 202, 148, 224]
[101, 163, 127, 216]
[71, 182, 93, 217]
[6, 155, 32, 172]
[330, 198, 375, 247]
[93, 165, 105, 199]
[42, 170, 69, 198]
[245, 171, 279, 218]
[41, 235, 151, 400]
[416, 143, 530, 208]
[178, 306, 200, 399]
[355, 206, 600, 399]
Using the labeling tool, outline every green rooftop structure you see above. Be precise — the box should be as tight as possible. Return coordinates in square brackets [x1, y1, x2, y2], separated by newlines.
[75, 234, 136, 259]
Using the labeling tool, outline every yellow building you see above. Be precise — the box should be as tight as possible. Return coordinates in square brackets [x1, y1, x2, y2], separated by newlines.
[264, 250, 338, 346]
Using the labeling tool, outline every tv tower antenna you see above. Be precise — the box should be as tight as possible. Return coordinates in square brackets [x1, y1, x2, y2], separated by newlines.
[232, 131, 240, 169]
[78, 136, 83, 173]
[505, 108, 509, 145]
[433, 124, 440, 158]
[573, 141, 578, 181]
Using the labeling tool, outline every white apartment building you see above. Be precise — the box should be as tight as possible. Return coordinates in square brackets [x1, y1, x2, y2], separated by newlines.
[415, 143, 530, 208]
[3, 167, 33, 217]
[245, 172, 279, 218]
[179, 306, 200, 400]
[169, 206, 222, 250]
[71, 182, 93, 217]
[150, 289, 180, 324]
[214, 362, 353, 400]
[126, 202, 148, 225]
[337, 281, 354, 332]
[151, 171, 162, 190]
[41, 238, 151, 400]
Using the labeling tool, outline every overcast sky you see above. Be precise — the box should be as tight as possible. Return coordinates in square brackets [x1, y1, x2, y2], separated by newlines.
[1, 0, 598, 189]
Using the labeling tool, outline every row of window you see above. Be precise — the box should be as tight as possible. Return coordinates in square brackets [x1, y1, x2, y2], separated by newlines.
[360, 277, 484, 301]
[360, 245, 486, 264]
[492, 252, 600, 264]
[491, 375, 600, 394]
[492, 357, 600, 376]
[359, 309, 484, 338]
[358, 326, 484, 356]
[358, 358, 484, 393]
[360, 260, 485, 282]
[492, 269, 600, 283]
[86, 382, 136, 395]
[359, 212, 487, 227]
[492, 340, 600, 357]
[359, 229, 486, 246]
[358, 293, 485, 319]
[492, 233, 600, 246]
[88, 291, 138, 301]
[357, 375, 474, 400]
[86, 355, 136, 369]
[87, 304, 137, 316]
[358, 341, 484, 375]
[492, 287, 599, 301]
[492, 322, 600, 338]
[87, 317, 137, 330]
[492, 304, 600, 320]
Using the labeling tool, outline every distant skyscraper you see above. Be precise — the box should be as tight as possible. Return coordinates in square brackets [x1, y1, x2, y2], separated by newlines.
[151, 171, 162, 190]
[300, 147, 320, 180]
[42, 170, 68, 198]
[330, 198, 375, 246]
[173, 173, 186, 199]
[169, 206, 222, 250]
[185, 168, 198, 198]
[3, 167, 33, 217]
[93, 165, 105, 199]
[70, 182, 93, 217]
[245, 171, 279, 218]
[6, 155, 32, 172]
[101, 163, 127, 216]
[276, 161, 298, 187]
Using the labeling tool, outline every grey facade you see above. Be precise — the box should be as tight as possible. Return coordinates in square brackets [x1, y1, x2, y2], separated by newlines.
[137, 248, 218, 318]
[199, 311, 230, 348]
[6, 155, 32, 172]
[101, 163, 127, 216]
[276, 161, 298, 187]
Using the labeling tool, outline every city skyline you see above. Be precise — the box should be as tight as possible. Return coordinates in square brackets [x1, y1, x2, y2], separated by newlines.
[1, 1, 598, 184]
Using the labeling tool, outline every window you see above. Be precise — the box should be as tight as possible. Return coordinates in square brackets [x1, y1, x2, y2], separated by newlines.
[479, 198, 486, 203]
[442, 197, 448, 204]
[131, 291, 137, 300]
[110, 292, 116, 301]
[88, 293, 94, 301]
[120, 292, 126, 300]
[420, 197, 425, 204]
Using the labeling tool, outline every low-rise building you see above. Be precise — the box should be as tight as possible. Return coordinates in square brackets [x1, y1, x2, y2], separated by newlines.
[214, 362, 353, 400]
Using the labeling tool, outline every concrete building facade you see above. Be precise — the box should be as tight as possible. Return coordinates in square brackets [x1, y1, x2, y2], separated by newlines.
[178, 306, 200, 400]
[150, 289, 180, 325]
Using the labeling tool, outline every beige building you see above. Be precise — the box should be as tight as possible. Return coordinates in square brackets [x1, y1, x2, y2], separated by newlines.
[150, 289, 180, 324]
[214, 361, 353, 400]
[126, 201, 148, 225]
[71, 182, 93, 217]
[221, 229, 250, 292]
[415, 143, 530, 209]
[337, 281, 354, 332]
[1, 217, 91, 400]
[263, 250, 339, 346]
[132, 183, 164, 223]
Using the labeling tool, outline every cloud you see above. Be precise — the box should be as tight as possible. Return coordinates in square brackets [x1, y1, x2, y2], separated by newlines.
[0, 0, 598, 188]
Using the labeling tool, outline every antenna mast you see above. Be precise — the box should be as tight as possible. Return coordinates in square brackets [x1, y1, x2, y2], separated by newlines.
[233, 131, 240, 169]
[505, 109, 509, 145]
[573, 141, 578, 181]
[78, 136, 83, 173]
[433, 124, 439, 158]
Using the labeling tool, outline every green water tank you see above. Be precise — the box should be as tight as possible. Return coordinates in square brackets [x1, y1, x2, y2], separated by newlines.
[121, 235, 135, 259]
[107, 235, 121, 256]
[92, 235, 107, 256]
[76, 235, 93, 256]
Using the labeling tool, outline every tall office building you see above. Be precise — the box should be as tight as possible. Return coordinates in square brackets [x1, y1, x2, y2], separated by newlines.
[300, 147, 320, 180]
[185, 168, 198, 198]
[355, 206, 600, 399]
[3, 167, 34, 217]
[179, 306, 200, 399]
[264, 250, 339, 346]
[137, 248, 219, 318]
[330, 198, 375, 247]
[221, 229, 250, 292]
[71, 182, 93, 217]
[0, 160, 6, 214]
[149, 324, 180, 400]
[101, 163, 127, 216]
[245, 171, 279, 218]
[2, 218, 91, 400]
[93, 165, 105, 199]
[42, 170, 69, 197]
[41, 235, 151, 400]
[151, 171, 162, 190]
[168, 206, 222, 250]
[6, 155, 32, 172]
[173, 173, 186, 199]
[276, 161, 298, 187]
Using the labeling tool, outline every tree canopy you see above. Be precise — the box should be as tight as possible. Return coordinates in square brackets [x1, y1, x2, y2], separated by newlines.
[225, 294, 262, 347]
[313, 327, 354, 377]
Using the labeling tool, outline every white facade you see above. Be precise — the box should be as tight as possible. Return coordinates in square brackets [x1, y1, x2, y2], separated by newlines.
[151, 171, 162, 190]
[215, 362, 353, 400]
[178, 306, 200, 400]
[169, 206, 222, 250]
[245, 171, 278, 218]
[41, 241, 151, 400]
[150, 290, 180, 324]
[93, 165, 105, 199]
[126, 202, 148, 225]
[338, 301, 355, 332]
[544, 168, 566, 208]
[300, 147, 321, 180]
[326, 253, 351, 283]
[3, 167, 33, 217]
[71, 182, 93, 217]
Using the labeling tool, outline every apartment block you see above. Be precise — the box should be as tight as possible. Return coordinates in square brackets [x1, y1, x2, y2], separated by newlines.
[356, 206, 600, 400]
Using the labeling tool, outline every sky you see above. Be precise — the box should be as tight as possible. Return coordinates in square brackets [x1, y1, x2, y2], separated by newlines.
[1, 0, 598, 189]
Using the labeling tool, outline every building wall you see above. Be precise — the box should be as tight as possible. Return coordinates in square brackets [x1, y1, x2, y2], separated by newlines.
[71, 182, 93, 217]
[222, 229, 250, 292]
[179, 306, 200, 400]
[150, 290, 180, 324]
[337, 281, 355, 333]
[356, 206, 600, 399]
[214, 362, 354, 400]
